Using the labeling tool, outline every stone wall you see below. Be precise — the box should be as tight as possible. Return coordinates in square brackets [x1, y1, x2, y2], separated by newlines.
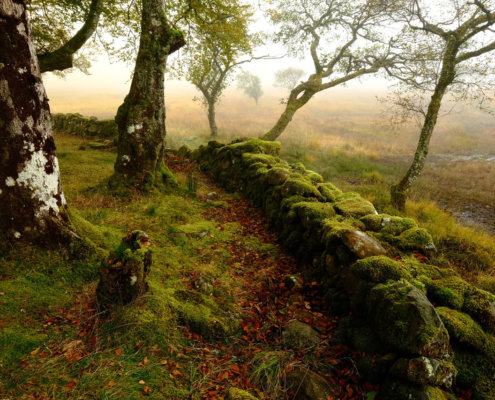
[51, 113, 118, 139]
[193, 138, 495, 400]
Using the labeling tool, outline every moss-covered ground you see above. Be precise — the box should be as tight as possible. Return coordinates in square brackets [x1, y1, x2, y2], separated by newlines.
[0, 134, 371, 399]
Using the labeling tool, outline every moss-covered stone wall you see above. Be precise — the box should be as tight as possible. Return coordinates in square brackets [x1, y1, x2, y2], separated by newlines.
[193, 139, 495, 400]
[51, 113, 117, 139]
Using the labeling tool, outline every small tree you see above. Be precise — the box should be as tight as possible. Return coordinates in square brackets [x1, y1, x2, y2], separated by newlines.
[0, 1, 71, 245]
[387, 0, 495, 210]
[260, 0, 395, 141]
[274, 67, 305, 91]
[237, 71, 263, 105]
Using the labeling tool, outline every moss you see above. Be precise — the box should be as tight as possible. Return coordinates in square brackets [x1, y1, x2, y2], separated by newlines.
[226, 387, 259, 400]
[380, 227, 436, 252]
[317, 182, 342, 202]
[291, 201, 336, 229]
[361, 214, 417, 235]
[426, 386, 457, 400]
[305, 170, 324, 183]
[352, 256, 412, 283]
[453, 347, 495, 400]
[166, 289, 239, 340]
[428, 276, 469, 310]
[229, 138, 281, 155]
[242, 152, 283, 167]
[334, 192, 377, 218]
[437, 307, 495, 357]
[280, 178, 323, 200]
[462, 287, 495, 333]
[321, 217, 365, 243]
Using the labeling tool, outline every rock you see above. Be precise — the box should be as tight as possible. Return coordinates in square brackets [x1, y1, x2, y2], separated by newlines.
[177, 145, 192, 158]
[266, 168, 290, 186]
[96, 231, 152, 310]
[379, 379, 456, 400]
[334, 192, 377, 218]
[284, 275, 302, 289]
[317, 183, 342, 202]
[351, 256, 412, 283]
[225, 387, 259, 400]
[367, 281, 450, 359]
[206, 191, 219, 200]
[341, 230, 387, 259]
[285, 366, 339, 400]
[282, 320, 321, 349]
[390, 356, 456, 388]
[192, 276, 213, 295]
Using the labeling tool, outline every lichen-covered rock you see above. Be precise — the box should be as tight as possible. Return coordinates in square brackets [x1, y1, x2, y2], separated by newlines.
[285, 366, 339, 400]
[367, 281, 450, 358]
[282, 320, 321, 350]
[390, 357, 456, 388]
[340, 231, 388, 259]
[225, 387, 259, 400]
[96, 231, 152, 310]
[334, 192, 377, 218]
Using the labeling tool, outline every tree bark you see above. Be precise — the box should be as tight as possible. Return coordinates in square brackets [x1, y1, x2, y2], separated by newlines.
[391, 40, 458, 211]
[0, 0, 70, 245]
[207, 99, 218, 137]
[261, 81, 318, 141]
[37, 0, 104, 73]
[111, 0, 184, 192]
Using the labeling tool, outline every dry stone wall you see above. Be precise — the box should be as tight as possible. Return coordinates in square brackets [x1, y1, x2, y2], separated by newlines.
[193, 138, 495, 400]
[51, 113, 117, 139]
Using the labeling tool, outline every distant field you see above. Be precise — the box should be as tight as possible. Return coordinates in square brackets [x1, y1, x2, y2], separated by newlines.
[49, 87, 495, 233]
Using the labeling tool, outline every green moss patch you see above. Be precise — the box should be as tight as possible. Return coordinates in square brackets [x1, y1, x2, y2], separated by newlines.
[352, 256, 412, 283]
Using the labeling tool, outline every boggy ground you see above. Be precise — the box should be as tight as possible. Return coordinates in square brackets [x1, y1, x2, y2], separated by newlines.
[0, 134, 374, 399]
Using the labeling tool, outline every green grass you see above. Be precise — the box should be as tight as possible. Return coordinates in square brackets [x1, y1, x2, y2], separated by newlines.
[0, 134, 249, 399]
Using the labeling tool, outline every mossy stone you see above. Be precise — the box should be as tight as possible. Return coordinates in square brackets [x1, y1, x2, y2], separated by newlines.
[317, 182, 342, 202]
[367, 281, 450, 358]
[285, 366, 339, 400]
[361, 214, 417, 235]
[352, 256, 412, 283]
[334, 192, 377, 218]
[437, 307, 495, 356]
[225, 387, 259, 400]
[280, 178, 323, 200]
[427, 276, 469, 310]
[291, 201, 336, 230]
[282, 320, 321, 350]
[229, 138, 281, 156]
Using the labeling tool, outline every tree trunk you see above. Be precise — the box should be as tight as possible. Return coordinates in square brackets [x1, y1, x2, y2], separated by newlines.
[261, 84, 317, 141]
[391, 41, 458, 211]
[207, 99, 218, 137]
[0, 0, 70, 245]
[37, 0, 104, 73]
[111, 0, 184, 192]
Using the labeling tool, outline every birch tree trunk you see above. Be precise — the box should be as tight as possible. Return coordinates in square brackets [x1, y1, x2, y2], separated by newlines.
[0, 0, 70, 245]
[207, 99, 218, 137]
[112, 0, 184, 192]
[390, 40, 458, 211]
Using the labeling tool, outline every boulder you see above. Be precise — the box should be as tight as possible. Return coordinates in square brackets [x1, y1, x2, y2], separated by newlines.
[340, 230, 387, 259]
[266, 168, 290, 186]
[282, 320, 321, 350]
[390, 356, 456, 388]
[285, 366, 339, 400]
[367, 281, 450, 359]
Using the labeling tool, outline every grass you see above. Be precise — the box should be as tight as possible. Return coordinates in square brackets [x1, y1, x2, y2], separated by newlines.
[0, 134, 251, 399]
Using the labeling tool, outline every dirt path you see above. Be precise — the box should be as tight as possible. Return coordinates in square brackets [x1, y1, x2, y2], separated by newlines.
[167, 157, 375, 400]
